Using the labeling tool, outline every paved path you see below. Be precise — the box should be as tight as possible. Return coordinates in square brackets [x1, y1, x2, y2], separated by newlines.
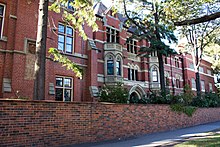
[69, 121, 220, 147]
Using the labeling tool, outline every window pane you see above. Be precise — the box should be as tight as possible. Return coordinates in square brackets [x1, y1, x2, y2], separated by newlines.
[55, 88, 63, 101]
[135, 70, 138, 81]
[152, 70, 158, 82]
[58, 35, 64, 42]
[58, 24, 65, 33]
[128, 68, 130, 80]
[56, 77, 63, 86]
[66, 44, 72, 53]
[107, 60, 114, 75]
[66, 36, 72, 44]
[64, 89, 71, 101]
[116, 61, 121, 76]
[0, 5, 4, 16]
[132, 69, 135, 80]
[64, 78, 72, 88]
[58, 42, 64, 51]
[66, 27, 73, 35]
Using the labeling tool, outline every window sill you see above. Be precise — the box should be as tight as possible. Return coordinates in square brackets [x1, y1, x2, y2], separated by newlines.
[0, 36, 8, 42]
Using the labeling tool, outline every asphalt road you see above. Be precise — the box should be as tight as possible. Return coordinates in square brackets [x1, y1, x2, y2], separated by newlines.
[68, 121, 220, 147]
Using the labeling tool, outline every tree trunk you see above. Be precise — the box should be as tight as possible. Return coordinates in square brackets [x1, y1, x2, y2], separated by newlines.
[196, 71, 201, 98]
[158, 53, 166, 94]
[33, 0, 48, 100]
[153, 2, 166, 95]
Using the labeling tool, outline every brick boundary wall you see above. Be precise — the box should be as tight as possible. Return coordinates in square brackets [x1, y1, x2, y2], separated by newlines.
[1, 100, 220, 146]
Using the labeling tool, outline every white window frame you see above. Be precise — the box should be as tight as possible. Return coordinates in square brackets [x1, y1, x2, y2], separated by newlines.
[0, 4, 5, 38]
[106, 27, 119, 43]
[191, 78, 196, 90]
[175, 57, 179, 68]
[58, 23, 74, 54]
[201, 80, 205, 92]
[127, 39, 137, 54]
[151, 51, 157, 57]
[207, 69, 211, 75]
[55, 76, 73, 102]
[189, 63, 194, 69]
[199, 66, 204, 73]
[151, 67, 159, 82]
[209, 83, 213, 92]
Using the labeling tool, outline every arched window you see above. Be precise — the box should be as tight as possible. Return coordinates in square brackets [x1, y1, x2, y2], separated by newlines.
[107, 56, 114, 75]
[152, 67, 158, 82]
[116, 57, 121, 76]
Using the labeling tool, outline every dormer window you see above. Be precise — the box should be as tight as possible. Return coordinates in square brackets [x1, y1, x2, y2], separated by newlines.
[106, 27, 119, 43]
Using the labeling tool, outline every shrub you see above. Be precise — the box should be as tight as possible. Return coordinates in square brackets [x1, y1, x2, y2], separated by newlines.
[192, 92, 220, 107]
[170, 104, 197, 117]
[99, 83, 129, 103]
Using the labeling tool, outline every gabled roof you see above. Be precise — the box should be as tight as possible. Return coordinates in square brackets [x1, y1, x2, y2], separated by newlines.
[93, 2, 108, 17]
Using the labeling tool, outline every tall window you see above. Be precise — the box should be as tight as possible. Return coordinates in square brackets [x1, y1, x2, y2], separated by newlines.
[0, 4, 5, 38]
[207, 69, 212, 75]
[128, 68, 138, 81]
[191, 78, 196, 89]
[189, 63, 194, 69]
[199, 66, 204, 73]
[164, 56, 168, 64]
[175, 58, 179, 68]
[127, 39, 137, 54]
[106, 27, 119, 43]
[201, 80, 205, 91]
[165, 77, 169, 86]
[107, 58, 114, 75]
[209, 83, 213, 92]
[55, 76, 73, 101]
[152, 67, 158, 82]
[151, 51, 157, 57]
[58, 24, 74, 54]
[176, 79, 180, 88]
[116, 58, 121, 76]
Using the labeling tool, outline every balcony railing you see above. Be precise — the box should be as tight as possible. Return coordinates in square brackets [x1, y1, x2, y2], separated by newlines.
[149, 82, 160, 89]
[104, 43, 122, 52]
[105, 75, 123, 83]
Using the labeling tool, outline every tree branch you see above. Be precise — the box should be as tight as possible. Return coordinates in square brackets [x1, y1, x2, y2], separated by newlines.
[174, 12, 220, 26]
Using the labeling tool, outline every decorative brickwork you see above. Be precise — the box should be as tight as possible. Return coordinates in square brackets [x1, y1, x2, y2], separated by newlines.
[1, 100, 220, 146]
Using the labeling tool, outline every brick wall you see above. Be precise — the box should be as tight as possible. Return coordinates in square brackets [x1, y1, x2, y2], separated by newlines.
[1, 100, 220, 146]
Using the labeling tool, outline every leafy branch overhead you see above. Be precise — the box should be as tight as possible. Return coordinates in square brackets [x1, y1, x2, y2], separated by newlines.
[49, 48, 83, 79]
[49, 0, 98, 40]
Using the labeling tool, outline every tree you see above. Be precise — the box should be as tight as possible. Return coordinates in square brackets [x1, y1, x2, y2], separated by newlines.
[166, 0, 220, 97]
[121, 0, 177, 94]
[164, 0, 220, 25]
[34, 0, 98, 100]
[34, 0, 48, 100]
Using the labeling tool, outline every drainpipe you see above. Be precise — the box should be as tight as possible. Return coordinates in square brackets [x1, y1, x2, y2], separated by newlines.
[170, 54, 175, 95]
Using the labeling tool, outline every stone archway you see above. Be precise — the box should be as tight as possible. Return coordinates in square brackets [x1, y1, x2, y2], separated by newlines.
[128, 84, 146, 103]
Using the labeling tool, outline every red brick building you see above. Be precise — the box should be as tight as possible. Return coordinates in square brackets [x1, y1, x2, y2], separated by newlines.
[0, 1, 216, 101]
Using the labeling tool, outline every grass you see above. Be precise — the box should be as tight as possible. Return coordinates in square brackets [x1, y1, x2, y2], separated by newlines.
[174, 133, 220, 147]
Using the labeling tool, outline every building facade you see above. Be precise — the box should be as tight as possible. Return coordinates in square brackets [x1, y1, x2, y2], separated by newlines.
[0, 1, 216, 101]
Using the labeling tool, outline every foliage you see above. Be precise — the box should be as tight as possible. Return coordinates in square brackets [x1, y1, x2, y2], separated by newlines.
[49, 0, 98, 40]
[48, 48, 83, 79]
[192, 92, 220, 107]
[99, 83, 129, 103]
[204, 41, 220, 73]
[170, 104, 197, 117]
